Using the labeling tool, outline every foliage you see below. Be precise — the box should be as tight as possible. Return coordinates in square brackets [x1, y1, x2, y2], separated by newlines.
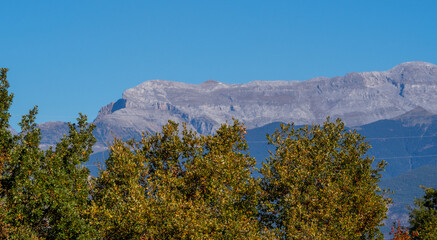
[260, 118, 390, 239]
[389, 220, 415, 240]
[90, 138, 148, 239]
[0, 68, 97, 239]
[0, 68, 13, 238]
[409, 186, 437, 239]
[91, 121, 272, 239]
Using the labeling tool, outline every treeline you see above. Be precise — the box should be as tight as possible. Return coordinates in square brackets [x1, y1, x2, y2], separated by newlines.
[0, 68, 434, 239]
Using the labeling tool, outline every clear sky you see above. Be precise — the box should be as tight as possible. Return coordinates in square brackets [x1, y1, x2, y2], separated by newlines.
[1, 0, 437, 129]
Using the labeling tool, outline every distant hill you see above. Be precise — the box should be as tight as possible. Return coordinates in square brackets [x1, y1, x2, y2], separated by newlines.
[357, 107, 437, 178]
[379, 165, 437, 236]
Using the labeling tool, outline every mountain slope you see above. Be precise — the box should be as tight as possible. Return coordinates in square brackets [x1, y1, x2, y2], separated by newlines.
[357, 107, 437, 178]
[379, 165, 437, 235]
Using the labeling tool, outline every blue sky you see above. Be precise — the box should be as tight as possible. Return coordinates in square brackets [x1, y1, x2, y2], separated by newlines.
[1, 0, 437, 129]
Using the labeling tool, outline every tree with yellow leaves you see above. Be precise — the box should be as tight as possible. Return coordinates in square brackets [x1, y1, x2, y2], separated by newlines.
[260, 118, 390, 239]
[91, 120, 274, 239]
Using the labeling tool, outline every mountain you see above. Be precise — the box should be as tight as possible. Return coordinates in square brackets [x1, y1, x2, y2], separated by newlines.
[92, 61, 437, 148]
[36, 61, 437, 177]
[35, 61, 437, 177]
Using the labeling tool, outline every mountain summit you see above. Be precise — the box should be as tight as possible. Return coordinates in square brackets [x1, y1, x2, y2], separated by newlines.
[92, 61, 437, 145]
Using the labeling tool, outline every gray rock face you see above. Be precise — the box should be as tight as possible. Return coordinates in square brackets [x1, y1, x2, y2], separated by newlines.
[93, 61, 437, 145]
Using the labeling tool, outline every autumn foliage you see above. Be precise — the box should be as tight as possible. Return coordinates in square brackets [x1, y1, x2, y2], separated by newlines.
[259, 120, 389, 239]
[390, 220, 414, 240]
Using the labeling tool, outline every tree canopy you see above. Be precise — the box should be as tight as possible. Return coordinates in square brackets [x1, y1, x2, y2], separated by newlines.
[91, 120, 267, 239]
[259, 119, 390, 239]
[0, 69, 96, 238]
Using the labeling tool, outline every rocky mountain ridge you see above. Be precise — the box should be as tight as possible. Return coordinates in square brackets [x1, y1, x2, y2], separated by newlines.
[91, 61, 437, 147]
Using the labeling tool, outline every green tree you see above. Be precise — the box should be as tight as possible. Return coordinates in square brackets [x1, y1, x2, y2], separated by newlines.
[3, 106, 44, 239]
[260, 118, 390, 239]
[0, 68, 40, 239]
[409, 186, 437, 239]
[0, 68, 97, 239]
[2, 111, 97, 239]
[0, 68, 14, 238]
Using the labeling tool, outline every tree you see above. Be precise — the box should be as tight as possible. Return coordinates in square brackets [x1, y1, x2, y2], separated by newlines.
[0, 68, 43, 238]
[408, 186, 437, 239]
[2, 111, 97, 239]
[0, 68, 14, 238]
[90, 138, 148, 239]
[0, 68, 97, 239]
[260, 118, 390, 239]
[91, 120, 272, 239]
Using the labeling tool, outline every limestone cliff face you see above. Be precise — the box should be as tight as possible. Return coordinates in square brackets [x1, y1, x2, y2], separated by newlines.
[92, 61, 437, 145]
